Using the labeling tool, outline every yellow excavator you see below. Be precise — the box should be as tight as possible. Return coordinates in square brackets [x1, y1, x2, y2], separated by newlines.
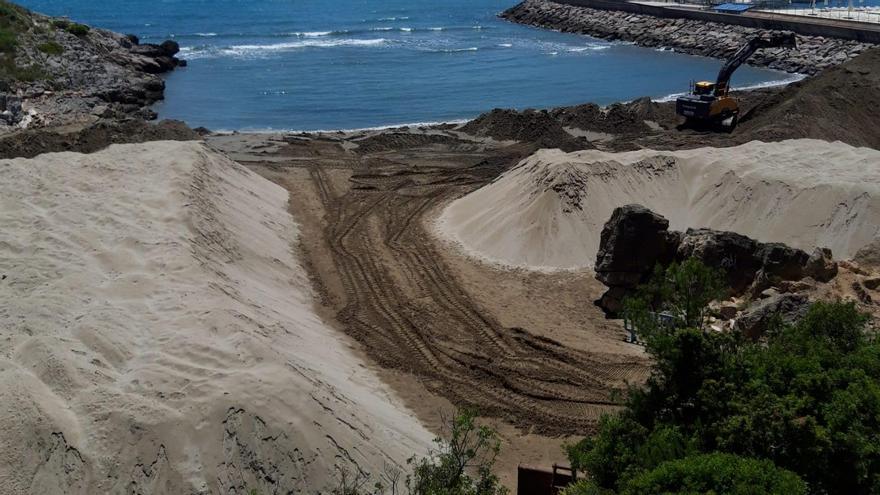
[676, 32, 797, 131]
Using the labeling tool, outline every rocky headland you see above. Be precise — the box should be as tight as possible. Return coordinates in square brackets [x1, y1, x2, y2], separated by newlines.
[0, 1, 199, 156]
[502, 0, 876, 75]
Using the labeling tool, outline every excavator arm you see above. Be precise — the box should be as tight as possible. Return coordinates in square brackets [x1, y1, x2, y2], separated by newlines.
[714, 32, 798, 96]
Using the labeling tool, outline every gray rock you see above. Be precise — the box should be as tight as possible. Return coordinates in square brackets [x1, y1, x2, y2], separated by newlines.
[736, 293, 810, 340]
[594, 204, 681, 316]
[595, 204, 680, 287]
[678, 228, 762, 295]
[757, 243, 810, 281]
[805, 247, 838, 282]
[854, 238, 880, 271]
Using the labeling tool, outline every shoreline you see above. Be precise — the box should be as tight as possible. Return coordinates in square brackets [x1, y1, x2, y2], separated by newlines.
[200, 72, 804, 135]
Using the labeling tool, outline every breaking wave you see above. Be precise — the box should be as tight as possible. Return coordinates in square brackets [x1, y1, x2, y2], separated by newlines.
[181, 38, 389, 59]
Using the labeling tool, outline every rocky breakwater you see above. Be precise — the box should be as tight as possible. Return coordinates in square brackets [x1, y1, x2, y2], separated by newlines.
[0, 1, 185, 132]
[594, 205, 839, 338]
[502, 0, 874, 75]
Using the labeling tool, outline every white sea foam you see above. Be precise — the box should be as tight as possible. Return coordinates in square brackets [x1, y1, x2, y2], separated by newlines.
[567, 45, 609, 52]
[371, 27, 394, 31]
[498, 43, 513, 48]
[219, 118, 471, 134]
[437, 47, 479, 53]
[400, 27, 413, 32]
[297, 31, 335, 37]
[183, 38, 389, 59]
[195, 32, 217, 37]
[428, 27, 444, 31]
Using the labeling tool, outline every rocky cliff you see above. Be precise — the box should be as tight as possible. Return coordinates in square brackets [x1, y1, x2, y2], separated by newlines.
[0, 0, 185, 133]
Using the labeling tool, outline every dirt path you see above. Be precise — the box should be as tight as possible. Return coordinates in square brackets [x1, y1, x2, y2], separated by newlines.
[207, 130, 650, 483]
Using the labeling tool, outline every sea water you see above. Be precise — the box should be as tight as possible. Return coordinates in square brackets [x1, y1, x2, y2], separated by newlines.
[18, 0, 798, 131]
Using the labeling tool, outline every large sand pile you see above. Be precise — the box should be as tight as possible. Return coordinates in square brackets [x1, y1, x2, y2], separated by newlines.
[437, 139, 880, 270]
[0, 142, 430, 494]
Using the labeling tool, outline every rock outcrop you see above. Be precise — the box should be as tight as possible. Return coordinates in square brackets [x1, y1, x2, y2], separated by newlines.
[735, 293, 810, 339]
[0, 3, 185, 134]
[594, 205, 680, 314]
[594, 204, 838, 316]
[854, 238, 880, 272]
[502, 0, 874, 75]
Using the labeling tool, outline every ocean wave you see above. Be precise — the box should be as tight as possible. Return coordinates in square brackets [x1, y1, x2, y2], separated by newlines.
[182, 38, 389, 59]
[567, 45, 609, 52]
[294, 31, 337, 38]
[498, 43, 513, 48]
[195, 32, 217, 37]
[377, 16, 410, 21]
[434, 47, 479, 53]
[652, 73, 806, 102]
[220, 118, 471, 134]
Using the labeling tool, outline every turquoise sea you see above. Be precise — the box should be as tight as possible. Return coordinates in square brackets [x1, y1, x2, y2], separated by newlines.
[18, 0, 798, 131]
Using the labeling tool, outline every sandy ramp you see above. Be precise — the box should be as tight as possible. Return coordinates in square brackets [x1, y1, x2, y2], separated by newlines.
[0, 142, 430, 494]
[437, 139, 880, 270]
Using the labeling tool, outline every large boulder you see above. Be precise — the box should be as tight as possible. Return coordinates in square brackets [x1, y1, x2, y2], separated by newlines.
[804, 247, 838, 282]
[854, 237, 880, 272]
[677, 229, 763, 294]
[594, 205, 681, 315]
[593, 205, 833, 318]
[735, 293, 810, 340]
[595, 205, 681, 286]
[757, 243, 810, 281]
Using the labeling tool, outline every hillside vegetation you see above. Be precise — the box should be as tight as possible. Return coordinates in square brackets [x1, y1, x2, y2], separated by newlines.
[565, 261, 880, 495]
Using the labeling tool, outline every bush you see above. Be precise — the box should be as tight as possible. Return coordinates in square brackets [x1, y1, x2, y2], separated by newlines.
[66, 22, 89, 37]
[406, 409, 508, 495]
[38, 41, 63, 56]
[51, 19, 89, 37]
[567, 257, 879, 494]
[0, 27, 14, 53]
[621, 453, 807, 495]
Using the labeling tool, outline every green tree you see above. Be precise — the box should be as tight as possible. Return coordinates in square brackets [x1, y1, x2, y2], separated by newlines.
[567, 256, 879, 494]
[406, 410, 508, 495]
[621, 453, 807, 495]
[623, 258, 725, 335]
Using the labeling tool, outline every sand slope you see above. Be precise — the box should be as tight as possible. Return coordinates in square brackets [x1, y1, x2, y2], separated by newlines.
[437, 139, 880, 270]
[0, 142, 430, 494]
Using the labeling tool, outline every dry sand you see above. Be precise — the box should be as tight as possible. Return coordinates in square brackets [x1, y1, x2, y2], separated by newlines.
[0, 141, 430, 494]
[437, 139, 880, 271]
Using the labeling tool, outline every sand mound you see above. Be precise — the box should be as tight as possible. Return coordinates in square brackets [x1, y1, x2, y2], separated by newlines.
[436, 139, 880, 270]
[0, 142, 430, 494]
[737, 49, 880, 149]
[460, 108, 589, 151]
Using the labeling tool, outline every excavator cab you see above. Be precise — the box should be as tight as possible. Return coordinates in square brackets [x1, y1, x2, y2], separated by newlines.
[676, 32, 797, 132]
[693, 81, 716, 96]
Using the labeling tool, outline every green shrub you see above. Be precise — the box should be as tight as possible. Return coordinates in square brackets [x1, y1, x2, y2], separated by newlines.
[567, 256, 879, 494]
[66, 22, 89, 37]
[38, 41, 63, 55]
[0, 27, 15, 53]
[621, 453, 807, 495]
[51, 19, 89, 37]
[406, 409, 508, 495]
